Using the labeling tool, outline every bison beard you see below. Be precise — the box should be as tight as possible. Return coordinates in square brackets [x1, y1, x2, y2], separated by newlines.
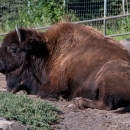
[1, 22, 130, 111]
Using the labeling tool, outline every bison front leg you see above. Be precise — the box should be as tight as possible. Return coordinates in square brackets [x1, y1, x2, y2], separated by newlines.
[72, 97, 112, 110]
[37, 82, 60, 99]
[37, 75, 69, 99]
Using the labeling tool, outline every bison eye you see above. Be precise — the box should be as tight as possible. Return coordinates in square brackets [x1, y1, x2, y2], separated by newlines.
[10, 48, 17, 54]
[7, 43, 19, 55]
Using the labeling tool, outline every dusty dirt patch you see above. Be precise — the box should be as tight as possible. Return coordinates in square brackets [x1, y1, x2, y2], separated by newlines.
[0, 73, 130, 130]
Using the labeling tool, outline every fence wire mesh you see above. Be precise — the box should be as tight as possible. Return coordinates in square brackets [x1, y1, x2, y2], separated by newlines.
[76, 15, 130, 37]
[1, 0, 130, 22]
[66, 0, 130, 20]
[0, 0, 130, 40]
[0, 0, 24, 22]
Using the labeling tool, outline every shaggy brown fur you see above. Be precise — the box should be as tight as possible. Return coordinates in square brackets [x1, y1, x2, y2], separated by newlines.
[1, 22, 130, 111]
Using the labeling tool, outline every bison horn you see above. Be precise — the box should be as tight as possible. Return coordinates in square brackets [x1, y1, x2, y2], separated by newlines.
[15, 24, 22, 42]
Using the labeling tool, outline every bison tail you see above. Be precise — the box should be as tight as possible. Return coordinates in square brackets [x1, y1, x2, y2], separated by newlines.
[115, 105, 130, 114]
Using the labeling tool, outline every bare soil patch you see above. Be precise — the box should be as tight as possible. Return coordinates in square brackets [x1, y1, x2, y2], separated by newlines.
[0, 73, 130, 130]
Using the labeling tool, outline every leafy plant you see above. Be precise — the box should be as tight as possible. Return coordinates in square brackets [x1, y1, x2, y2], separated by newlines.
[2, 0, 65, 30]
[0, 92, 57, 130]
[118, 16, 130, 32]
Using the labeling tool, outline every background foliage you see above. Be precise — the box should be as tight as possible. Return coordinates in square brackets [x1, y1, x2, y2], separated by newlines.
[0, 0, 130, 40]
[1, 0, 65, 31]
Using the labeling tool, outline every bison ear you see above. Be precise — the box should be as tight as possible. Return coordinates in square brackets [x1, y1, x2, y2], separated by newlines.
[15, 24, 22, 42]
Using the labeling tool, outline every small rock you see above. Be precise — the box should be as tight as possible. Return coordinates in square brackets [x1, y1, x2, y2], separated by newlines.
[0, 120, 27, 130]
[67, 104, 77, 110]
[120, 39, 130, 53]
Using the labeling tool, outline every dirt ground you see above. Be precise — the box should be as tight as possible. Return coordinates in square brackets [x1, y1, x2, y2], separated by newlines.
[0, 73, 130, 130]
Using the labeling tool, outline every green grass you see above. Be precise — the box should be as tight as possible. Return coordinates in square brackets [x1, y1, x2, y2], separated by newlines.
[0, 36, 4, 44]
[106, 27, 130, 41]
[97, 25, 130, 41]
[0, 92, 57, 130]
[113, 35, 130, 41]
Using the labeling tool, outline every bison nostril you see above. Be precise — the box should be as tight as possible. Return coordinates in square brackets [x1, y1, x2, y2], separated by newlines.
[0, 61, 2, 69]
[0, 61, 6, 74]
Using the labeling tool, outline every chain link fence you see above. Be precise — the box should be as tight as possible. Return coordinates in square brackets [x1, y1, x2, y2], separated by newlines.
[65, 0, 130, 38]
[0, 0, 130, 41]
[1, 0, 130, 22]
[0, 0, 24, 23]
[66, 0, 130, 20]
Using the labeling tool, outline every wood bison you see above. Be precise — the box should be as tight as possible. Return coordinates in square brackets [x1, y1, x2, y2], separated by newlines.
[1, 22, 130, 111]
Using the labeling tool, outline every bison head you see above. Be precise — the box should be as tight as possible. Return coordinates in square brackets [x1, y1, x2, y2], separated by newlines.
[0, 25, 48, 93]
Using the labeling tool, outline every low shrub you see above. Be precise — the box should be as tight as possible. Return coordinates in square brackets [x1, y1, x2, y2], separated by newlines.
[0, 92, 57, 130]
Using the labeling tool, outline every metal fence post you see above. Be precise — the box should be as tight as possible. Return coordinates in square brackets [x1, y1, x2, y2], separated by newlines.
[104, 0, 107, 36]
[122, 0, 125, 14]
[126, 0, 129, 14]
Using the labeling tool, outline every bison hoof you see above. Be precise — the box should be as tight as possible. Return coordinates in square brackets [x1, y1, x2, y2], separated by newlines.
[72, 97, 85, 109]
[67, 103, 77, 109]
